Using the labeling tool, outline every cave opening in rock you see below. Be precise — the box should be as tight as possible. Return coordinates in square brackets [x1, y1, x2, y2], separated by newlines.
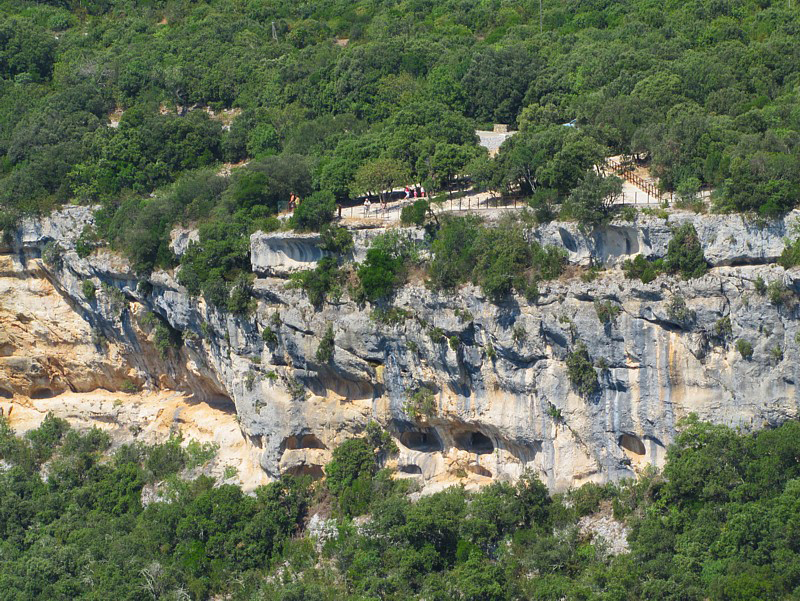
[283, 433, 327, 451]
[454, 430, 494, 454]
[284, 465, 324, 480]
[619, 433, 646, 455]
[30, 387, 54, 399]
[0, 387, 12, 399]
[466, 464, 492, 478]
[398, 464, 422, 475]
[298, 434, 326, 449]
[206, 394, 236, 414]
[399, 429, 442, 452]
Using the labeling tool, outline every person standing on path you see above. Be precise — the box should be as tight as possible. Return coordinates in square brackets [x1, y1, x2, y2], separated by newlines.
[363, 198, 371, 215]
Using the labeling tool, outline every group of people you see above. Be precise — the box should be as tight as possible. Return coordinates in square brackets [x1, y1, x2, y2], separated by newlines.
[288, 193, 302, 211]
[362, 185, 427, 215]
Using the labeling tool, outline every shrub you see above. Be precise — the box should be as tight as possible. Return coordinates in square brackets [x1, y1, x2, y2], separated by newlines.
[145, 436, 186, 480]
[713, 316, 733, 341]
[754, 276, 767, 295]
[75, 226, 99, 258]
[546, 404, 563, 421]
[594, 300, 620, 324]
[404, 387, 437, 419]
[121, 379, 139, 393]
[41, 241, 63, 269]
[666, 294, 696, 328]
[262, 326, 278, 346]
[622, 255, 663, 284]
[454, 308, 474, 322]
[143, 312, 182, 359]
[325, 438, 377, 517]
[316, 324, 335, 363]
[485, 341, 497, 361]
[448, 335, 460, 351]
[767, 280, 794, 306]
[319, 224, 354, 255]
[769, 344, 784, 364]
[736, 339, 754, 360]
[357, 231, 420, 301]
[371, 307, 413, 326]
[429, 216, 566, 302]
[82, 279, 97, 301]
[227, 273, 255, 315]
[291, 190, 336, 231]
[178, 220, 251, 308]
[400, 199, 430, 226]
[512, 324, 526, 343]
[290, 257, 342, 308]
[779, 237, 800, 269]
[429, 327, 445, 344]
[365, 421, 398, 457]
[185, 440, 218, 468]
[566, 342, 598, 397]
[665, 223, 707, 279]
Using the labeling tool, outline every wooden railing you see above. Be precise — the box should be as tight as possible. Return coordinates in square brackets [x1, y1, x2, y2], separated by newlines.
[605, 157, 661, 202]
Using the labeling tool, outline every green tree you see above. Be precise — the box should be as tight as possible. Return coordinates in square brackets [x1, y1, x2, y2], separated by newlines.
[562, 172, 623, 228]
[353, 158, 410, 204]
[326, 438, 376, 517]
[665, 223, 707, 279]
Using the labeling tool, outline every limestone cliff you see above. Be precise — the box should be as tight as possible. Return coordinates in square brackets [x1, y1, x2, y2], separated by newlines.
[2, 207, 799, 492]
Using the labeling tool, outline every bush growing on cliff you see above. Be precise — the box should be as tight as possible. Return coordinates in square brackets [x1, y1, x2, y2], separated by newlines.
[767, 280, 795, 307]
[404, 387, 437, 419]
[779, 236, 800, 269]
[566, 341, 598, 397]
[178, 220, 251, 309]
[665, 223, 707, 279]
[594, 299, 620, 324]
[666, 294, 696, 328]
[315, 324, 335, 363]
[81, 279, 97, 301]
[429, 216, 566, 302]
[736, 338, 754, 360]
[319, 224, 354, 255]
[622, 254, 663, 283]
[357, 230, 421, 301]
[41, 240, 63, 269]
[226, 272, 255, 315]
[325, 438, 377, 517]
[290, 257, 343, 308]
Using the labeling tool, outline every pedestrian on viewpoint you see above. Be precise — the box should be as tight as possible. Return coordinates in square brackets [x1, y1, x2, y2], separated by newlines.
[363, 198, 371, 215]
[405, 186, 411, 199]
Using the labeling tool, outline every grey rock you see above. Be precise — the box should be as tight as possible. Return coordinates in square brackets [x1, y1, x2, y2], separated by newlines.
[5, 207, 800, 492]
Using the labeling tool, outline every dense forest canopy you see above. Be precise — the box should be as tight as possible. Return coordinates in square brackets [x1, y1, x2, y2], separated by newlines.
[1, 414, 800, 600]
[2, 0, 800, 233]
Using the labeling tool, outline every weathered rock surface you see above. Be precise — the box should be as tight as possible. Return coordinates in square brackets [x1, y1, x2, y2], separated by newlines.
[532, 210, 800, 267]
[2, 208, 799, 493]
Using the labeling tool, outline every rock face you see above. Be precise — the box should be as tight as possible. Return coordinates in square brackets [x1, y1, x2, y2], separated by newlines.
[533, 210, 800, 267]
[2, 208, 799, 492]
